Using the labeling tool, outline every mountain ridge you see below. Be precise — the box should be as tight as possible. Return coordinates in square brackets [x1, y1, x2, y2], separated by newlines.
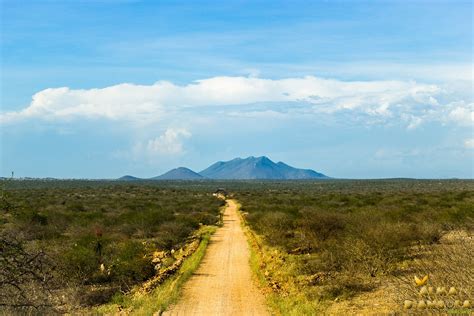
[118, 156, 329, 180]
[199, 156, 328, 179]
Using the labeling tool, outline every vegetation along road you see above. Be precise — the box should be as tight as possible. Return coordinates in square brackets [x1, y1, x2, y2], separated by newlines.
[164, 199, 269, 315]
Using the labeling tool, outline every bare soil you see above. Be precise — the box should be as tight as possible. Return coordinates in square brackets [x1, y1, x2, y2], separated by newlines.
[163, 199, 270, 316]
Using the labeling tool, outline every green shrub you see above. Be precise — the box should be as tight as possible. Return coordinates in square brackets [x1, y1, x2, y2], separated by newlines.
[257, 211, 295, 248]
[155, 221, 193, 250]
[62, 241, 99, 283]
[111, 240, 154, 286]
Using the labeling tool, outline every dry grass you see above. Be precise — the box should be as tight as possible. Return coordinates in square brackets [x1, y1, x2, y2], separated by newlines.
[391, 230, 473, 314]
[321, 230, 474, 315]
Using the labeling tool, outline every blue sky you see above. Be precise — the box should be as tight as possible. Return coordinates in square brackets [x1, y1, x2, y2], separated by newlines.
[1, 0, 472, 179]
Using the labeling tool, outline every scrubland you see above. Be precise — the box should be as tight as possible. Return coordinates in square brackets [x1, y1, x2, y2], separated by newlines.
[0, 181, 223, 313]
[234, 180, 474, 314]
[1, 179, 472, 314]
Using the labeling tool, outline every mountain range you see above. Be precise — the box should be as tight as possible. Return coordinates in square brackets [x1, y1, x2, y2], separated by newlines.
[119, 156, 329, 180]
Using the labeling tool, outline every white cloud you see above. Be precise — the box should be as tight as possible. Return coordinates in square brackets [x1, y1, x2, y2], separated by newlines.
[402, 114, 424, 130]
[448, 103, 474, 126]
[0, 75, 470, 128]
[133, 128, 191, 157]
[464, 138, 474, 149]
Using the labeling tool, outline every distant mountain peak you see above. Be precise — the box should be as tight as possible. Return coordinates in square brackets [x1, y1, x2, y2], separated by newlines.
[118, 175, 141, 181]
[255, 156, 272, 163]
[175, 167, 193, 171]
[199, 156, 329, 179]
[246, 155, 268, 160]
[152, 167, 204, 180]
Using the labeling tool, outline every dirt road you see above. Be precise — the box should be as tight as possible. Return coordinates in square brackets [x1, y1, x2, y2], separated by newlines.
[163, 199, 270, 316]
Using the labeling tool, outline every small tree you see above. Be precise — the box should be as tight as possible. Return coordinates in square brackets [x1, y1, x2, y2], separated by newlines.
[0, 233, 56, 313]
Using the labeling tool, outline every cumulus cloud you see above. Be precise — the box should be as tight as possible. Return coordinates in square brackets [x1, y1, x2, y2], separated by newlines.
[0, 75, 470, 128]
[447, 103, 474, 126]
[133, 128, 191, 156]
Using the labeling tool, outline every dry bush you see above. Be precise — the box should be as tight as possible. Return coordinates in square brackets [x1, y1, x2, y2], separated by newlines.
[254, 211, 295, 248]
[295, 209, 346, 251]
[0, 233, 58, 314]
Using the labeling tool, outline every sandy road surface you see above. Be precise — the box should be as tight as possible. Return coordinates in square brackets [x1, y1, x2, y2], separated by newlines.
[163, 199, 269, 316]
